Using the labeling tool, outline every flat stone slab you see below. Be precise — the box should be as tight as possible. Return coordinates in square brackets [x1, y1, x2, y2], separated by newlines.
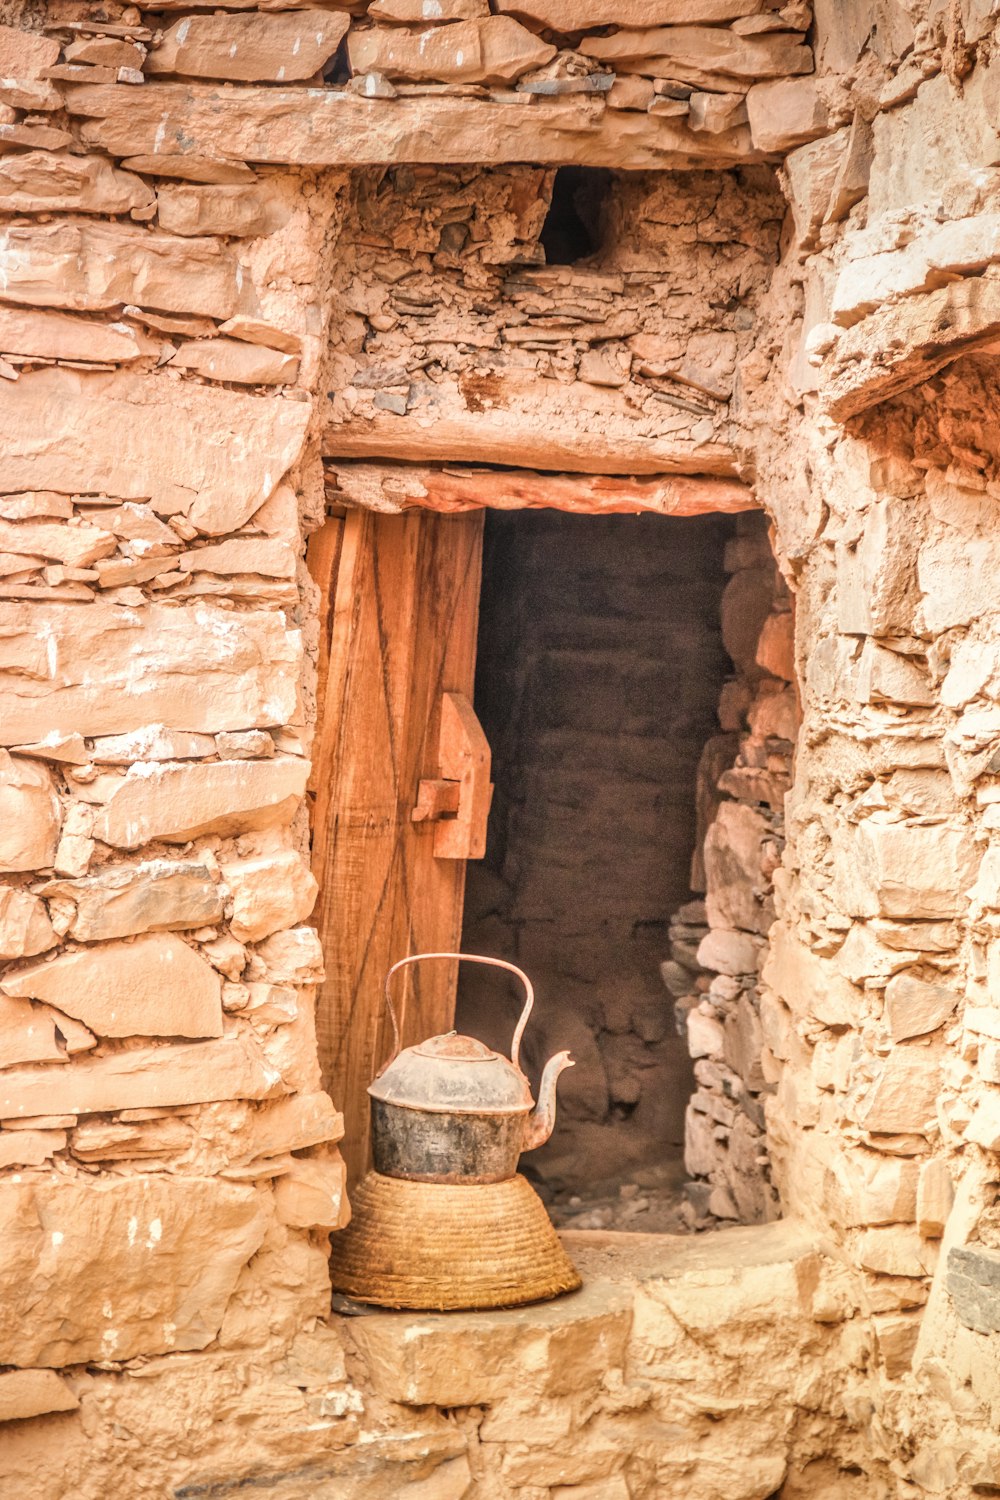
[947, 1245, 1000, 1334]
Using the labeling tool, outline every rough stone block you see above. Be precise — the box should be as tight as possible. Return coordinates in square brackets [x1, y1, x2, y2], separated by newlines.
[947, 1246, 1000, 1334]
[147, 10, 348, 83]
[348, 1278, 631, 1406]
[348, 18, 556, 85]
[872, 1310, 920, 1379]
[0, 149, 152, 216]
[762, 922, 863, 1029]
[0, 1033, 283, 1119]
[0, 1369, 78, 1423]
[0, 753, 59, 872]
[0, 367, 310, 539]
[917, 1158, 954, 1238]
[835, 498, 918, 637]
[0, 886, 56, 959]
[92, 758, 309, 848]
[704, 801, 774, 935]
[0, 219, 244, 320]
[883, 972, 958, 1041]
[851, 821, 980, 920]
[849, 1045, 943, 1136]
[40, 860, 224, 942]
[0, 601, 302, 746]
[0, 1175, 272, 1365]
[746, 76, 828, 153]
[1, 933, 223, 1039]
[856, 1226, 937, 1277]
[273, 1154, 349, 1230]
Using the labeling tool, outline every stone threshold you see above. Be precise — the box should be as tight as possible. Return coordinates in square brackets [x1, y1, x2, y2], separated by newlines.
[335, 1218, 834, 1408]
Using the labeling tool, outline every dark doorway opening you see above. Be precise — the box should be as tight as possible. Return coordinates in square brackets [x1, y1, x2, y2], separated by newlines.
[456, 508, 737, 1225]
[540, 166, 613, 265]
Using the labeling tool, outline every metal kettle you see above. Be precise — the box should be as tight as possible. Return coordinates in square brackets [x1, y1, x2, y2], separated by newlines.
[368, 952, 574, 1185]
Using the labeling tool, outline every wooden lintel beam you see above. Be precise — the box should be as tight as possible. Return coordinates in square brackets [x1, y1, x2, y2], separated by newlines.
[324, 461, 757, 518]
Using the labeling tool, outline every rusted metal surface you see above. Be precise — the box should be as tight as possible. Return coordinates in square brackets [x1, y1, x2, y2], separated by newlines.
[368, 952, 574, 1184]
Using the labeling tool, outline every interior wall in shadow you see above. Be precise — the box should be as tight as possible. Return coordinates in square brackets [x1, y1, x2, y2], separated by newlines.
[457, 508, 737, 1190]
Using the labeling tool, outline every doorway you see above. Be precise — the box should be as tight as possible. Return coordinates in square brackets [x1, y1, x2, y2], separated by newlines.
[309, 484, 785, 1229]
[455, 509, 737, 1223]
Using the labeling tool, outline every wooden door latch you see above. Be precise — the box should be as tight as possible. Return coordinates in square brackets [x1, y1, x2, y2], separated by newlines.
[411, 692, 493, 859]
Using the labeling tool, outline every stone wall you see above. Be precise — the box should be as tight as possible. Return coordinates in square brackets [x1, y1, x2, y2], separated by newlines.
[7, 0, 1000, 1495]
[321, 162, 784, 476]
[666, 508, 794, 1227]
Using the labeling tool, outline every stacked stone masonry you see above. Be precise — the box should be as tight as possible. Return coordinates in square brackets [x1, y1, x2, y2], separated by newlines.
[4, 0, 1000, 1497]
[666, 507, 794, 1228]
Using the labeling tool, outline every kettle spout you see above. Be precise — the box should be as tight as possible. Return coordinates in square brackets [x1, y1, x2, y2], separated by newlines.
[523, 1050, 574, 1152]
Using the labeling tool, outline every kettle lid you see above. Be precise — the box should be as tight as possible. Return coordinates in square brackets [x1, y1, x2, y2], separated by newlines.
[369, 1031, 534, 1116]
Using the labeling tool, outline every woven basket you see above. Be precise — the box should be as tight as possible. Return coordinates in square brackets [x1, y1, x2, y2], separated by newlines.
[329, 1171, 582, 1311]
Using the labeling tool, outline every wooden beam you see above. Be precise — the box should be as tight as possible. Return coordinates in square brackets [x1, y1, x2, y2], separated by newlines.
[63, 81, 762, 171]
[325, 420, 740, 477]
[324, 461, 757, 517]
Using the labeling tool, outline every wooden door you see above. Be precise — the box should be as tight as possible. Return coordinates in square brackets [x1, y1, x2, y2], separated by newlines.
[308, 506, 485, 1182]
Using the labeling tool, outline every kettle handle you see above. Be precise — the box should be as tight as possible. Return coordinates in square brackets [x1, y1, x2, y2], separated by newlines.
[382, 952, 535, 1071]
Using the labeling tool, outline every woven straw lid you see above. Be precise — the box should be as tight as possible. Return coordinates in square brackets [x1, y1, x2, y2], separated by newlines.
[329, 1171, 582, 1311]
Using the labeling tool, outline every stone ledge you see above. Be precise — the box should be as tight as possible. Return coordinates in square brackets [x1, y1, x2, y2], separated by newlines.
[340, 1218, 837, 1407]
[63, 82, 768, 171]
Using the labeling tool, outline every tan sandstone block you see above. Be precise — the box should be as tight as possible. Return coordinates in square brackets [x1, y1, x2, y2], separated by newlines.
[872, 1310, 921, 1379]
[0, 1369, 78, 1423]
[0, 221, 245, 320]
[762, 922, 863, 1029]
[222, 850, 318, 942]
[0, 306, 155, 365]
[0, 753, 59, 872]
[581, 26, 812, 86]
[746, 76, 828, 153]
[850, 1045, 943, 1136]
[0, 515, 115, 568]
[348, 18, 556, 84]
[370, 0, 489, 18]
[0, 150, 153, 216]
[855, 1226, 937, 1278]
[852, 822, 980, 920]
[41, 860, 223, 942]
[825, 1148, 918, 1227]
[170, 338, 300, 387]
[273, 1153, 349, 1229]
[350, 1279, 632, 1406]
[917, 1159, 954, 1238]
[92, 758, 309, 848]
[1, 933, 223, 1039]
[0, 886, 56, 958]
[235, 1092, 343, 1165]
[0, 1175, 272, 1365]
[0, 600, 302, 746]
[0, 368, 311, 537]
[0, 1032, 283, 1119]
[0, 1127, 66, 1169]
[883, 972, 958, 1041]
[497, 0, 766, 24]
[178, 537, 298, 576]
[65, 81, 758, 174]
[156, 183, 287, 238]
[0, 996, 67, 1069]
[0, 24, 59, 78]
[148, 10, 349, 82]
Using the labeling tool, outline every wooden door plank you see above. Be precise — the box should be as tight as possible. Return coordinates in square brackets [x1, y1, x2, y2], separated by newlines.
[311, 507, 485, 1182]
